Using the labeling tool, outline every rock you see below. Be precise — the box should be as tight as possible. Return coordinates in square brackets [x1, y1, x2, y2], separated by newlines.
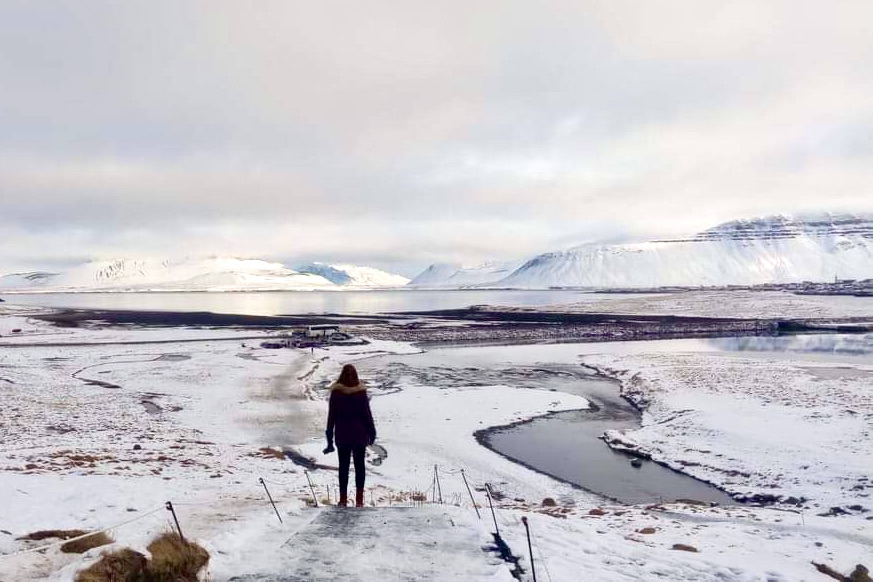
[850, 564, 871, 582]
[848, 504, 863, 511]
[637, 527, 657, 534]
[813, 562, 848, 581]
[541, 498, 557, 507]
[672, 544, 699, 553]
[818, 506, 850, 517]
[11, 328, 21, 333]
[133, 444, 142, 451]
[588, 508, 607, 516]
[737, 493, 780, 505]
[630, 458, 643, 468]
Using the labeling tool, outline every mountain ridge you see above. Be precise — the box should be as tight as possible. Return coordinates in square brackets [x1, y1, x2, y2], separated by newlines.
[411, 213, 873, 288]
[0, 257, 409, 292]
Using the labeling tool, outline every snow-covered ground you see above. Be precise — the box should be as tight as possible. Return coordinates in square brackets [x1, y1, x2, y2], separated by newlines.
[516, 289, 873, 319]
[1, 306, 871, 581]
[587, 349, 873, 510]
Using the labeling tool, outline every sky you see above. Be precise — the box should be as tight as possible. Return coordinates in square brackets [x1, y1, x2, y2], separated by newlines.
[1, 1, 871, 276]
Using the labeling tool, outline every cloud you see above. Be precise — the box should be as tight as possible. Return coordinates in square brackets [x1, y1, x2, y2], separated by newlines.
[1, 0, 871, 274]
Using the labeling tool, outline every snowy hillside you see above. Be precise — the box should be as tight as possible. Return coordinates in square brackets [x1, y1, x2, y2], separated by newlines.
[295, 262, 409, 287]
[500, 213, 873, 288]
[0, 258, 335, 292]
[0, 271, 59, 289]
[408, 261, 522, 287]
[0, 258, 412, 292]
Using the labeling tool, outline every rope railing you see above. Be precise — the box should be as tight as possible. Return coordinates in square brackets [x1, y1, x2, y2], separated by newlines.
[0, 506, 166, 560]
[1, 463, 537, 582]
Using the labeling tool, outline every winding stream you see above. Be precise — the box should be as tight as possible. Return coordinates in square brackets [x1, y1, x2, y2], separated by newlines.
[356, 347, 737, 505]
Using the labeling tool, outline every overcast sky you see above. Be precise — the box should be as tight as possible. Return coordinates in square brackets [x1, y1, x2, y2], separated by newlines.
[1, 1, 871, 276]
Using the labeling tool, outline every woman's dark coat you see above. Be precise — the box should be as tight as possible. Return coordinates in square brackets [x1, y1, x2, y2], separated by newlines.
[325, 381, 376, 448]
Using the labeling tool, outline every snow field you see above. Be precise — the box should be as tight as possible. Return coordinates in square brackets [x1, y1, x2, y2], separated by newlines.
[2, 309, 872, 580]
[585, 351, 873, 511]
[511, 289, 873, 319]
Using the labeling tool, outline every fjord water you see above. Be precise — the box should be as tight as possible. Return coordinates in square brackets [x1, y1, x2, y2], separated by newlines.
[2, 289, 602, 315]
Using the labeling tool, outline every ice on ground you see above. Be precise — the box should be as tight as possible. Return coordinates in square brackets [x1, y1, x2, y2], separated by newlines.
[227, 507, 517, 581]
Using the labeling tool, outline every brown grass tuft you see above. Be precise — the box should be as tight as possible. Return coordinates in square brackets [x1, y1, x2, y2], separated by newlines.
[18, 529, 88, 541]
[146, 533, 209, 582]
[257, 447, 286, 460]
[75, 533, 209, 582]
[75, 548, 148, 582]
[61, 531, 113, 554]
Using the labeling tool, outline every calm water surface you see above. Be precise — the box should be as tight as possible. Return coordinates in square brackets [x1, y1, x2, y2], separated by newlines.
[2, 289, 624, 316]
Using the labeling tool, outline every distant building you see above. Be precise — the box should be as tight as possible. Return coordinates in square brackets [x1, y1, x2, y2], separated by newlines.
[306, 324, 340, 339]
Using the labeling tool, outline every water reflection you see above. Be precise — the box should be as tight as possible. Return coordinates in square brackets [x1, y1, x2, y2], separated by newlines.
[3, 289, 590, 316]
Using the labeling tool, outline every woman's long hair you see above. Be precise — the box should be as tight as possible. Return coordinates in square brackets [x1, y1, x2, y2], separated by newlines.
[338, 364, 359, 387]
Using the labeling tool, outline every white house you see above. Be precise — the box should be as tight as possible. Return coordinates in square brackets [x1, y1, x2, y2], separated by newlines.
[306, 324, 340, 339]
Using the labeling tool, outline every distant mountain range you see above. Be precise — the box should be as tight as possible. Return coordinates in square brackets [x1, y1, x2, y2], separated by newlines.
[411, 213, 873, 288]
[408, 261, 523, 287]
[0, 258, 409, 292]
[2, 213, 871, 293]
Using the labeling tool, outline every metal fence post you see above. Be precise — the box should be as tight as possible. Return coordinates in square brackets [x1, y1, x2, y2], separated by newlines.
[304, 470, 319, 508]
[485, 483, 499, 536]
[522, 516, 536, 582]
[259, 477, 283, 523]
[461, 469, 481, 520]
[165, 501, 185, 542]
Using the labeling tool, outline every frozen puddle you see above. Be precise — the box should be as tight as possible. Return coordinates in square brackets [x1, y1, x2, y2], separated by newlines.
[228, 507, 512, 581]
[358, 349, 736, 506]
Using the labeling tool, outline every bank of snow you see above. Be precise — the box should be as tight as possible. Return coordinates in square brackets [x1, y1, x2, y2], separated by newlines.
[584, 347, 873, 512]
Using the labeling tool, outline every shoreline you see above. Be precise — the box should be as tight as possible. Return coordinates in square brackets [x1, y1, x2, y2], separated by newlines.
[21, 305, 872, 351]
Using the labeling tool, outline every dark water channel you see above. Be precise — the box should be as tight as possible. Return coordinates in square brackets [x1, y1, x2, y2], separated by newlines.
[357, 350, 736, 505]
[479, 376, 736, 505]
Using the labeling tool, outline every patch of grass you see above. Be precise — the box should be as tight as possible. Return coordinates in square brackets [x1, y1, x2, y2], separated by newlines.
[146, 533, 209, 582]
[61, 531, 114, 554]
[18, 529, 88, 541]
[74, 534, 209, 582]
[256, 447, 286, 460]
[76, 548, 148, 582]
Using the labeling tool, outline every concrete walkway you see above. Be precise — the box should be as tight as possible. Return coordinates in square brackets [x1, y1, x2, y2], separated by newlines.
[229, 506, 516, 581]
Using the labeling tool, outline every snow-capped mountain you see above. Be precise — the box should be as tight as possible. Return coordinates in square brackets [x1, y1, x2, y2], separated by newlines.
[500, 213, 873, 288]
[408, 261, 522, 287]
[0, 257, 407, 292]
[295, 262, 410, 287]
[0, 271, 60, 289]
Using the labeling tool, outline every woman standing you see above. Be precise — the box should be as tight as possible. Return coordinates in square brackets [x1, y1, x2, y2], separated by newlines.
[323, 364, 376, 507]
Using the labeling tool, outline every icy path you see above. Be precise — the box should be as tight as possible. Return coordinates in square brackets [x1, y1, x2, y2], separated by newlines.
[229, 507, 516, 581]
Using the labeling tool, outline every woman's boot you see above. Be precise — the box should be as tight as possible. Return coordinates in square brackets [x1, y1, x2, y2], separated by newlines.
[338, 492, 348, 507]
[355, 488, 364, 508]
